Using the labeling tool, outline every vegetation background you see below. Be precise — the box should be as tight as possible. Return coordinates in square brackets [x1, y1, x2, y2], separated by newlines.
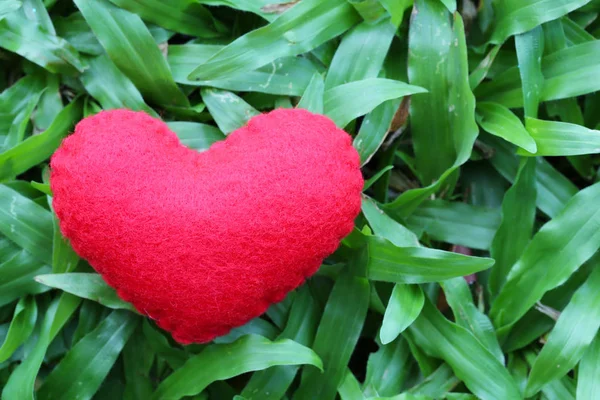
[1, 0, 600, 399]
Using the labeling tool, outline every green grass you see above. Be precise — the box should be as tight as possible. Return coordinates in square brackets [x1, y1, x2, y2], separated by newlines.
[1, 0, 600, 399]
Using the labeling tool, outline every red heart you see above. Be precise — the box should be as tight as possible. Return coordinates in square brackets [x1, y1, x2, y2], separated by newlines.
[50, 108, 362, 343]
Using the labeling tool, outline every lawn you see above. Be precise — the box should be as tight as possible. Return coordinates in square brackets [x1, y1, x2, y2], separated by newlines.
[1, 0, 600, 399]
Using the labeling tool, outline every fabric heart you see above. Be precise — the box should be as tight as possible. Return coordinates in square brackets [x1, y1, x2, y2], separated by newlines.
[50, 108, 362, 343]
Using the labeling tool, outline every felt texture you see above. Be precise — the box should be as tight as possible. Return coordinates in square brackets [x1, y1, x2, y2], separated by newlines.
[50, 108, 363, 344]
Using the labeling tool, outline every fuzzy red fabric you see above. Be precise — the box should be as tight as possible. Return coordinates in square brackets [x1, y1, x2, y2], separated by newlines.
[50, 108, 363, 344]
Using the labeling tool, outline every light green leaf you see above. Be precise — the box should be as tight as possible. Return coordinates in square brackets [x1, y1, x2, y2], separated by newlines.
[404, 200, 501, 251]
[515, 25, 544, 118]
[35, 273, 136, 311]
[577, 333, 600, 400]
[0, 97, 83, 181]
[169, 45, 317, 96]
[477, 41, 600, 107]
[524, 117, 600, 156]
[324, 78, 425, 128]
[201, 88, 260, 134]
[525, 265, 600, 396]
[0, 0, 21, 19]
[0, 7, 86, 74]
[476, 102, 537, 153]
[338, 369, 366, 400]
[241, 286, 320, 400]
[380, 284, 424, 344]
[362, 196, 419, 248]
[490, 0, 591, 43]
[408, 299, 521, 400]
[0, 296, 36, 362]
[441, 278, 504, 363]
[167, 121, 225, 152]
[74, 0, 189, 107]
[366, 236, 495, 284]
[0, 183, 53, 264]
[80, 55, 156, 116]
[189, 0, 360, 81]
[491, 180, 600, 331]
[363, 337, 412, 397]
[153, 335, 323, 400]
[324, 18, 396, 89]
[297, 72, 324, 113]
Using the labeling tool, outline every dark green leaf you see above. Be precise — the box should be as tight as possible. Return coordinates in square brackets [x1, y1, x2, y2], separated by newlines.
[408, 4, 477, 184]
[294, 268, 369, 400]
[37, 310, 138, 400]
[241, 286, 320, 400]
[2, 294, 81, 400]
[489, 157, 537, 297]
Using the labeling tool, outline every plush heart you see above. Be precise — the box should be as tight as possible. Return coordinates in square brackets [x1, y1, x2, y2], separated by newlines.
[50, 108, 363, 344]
